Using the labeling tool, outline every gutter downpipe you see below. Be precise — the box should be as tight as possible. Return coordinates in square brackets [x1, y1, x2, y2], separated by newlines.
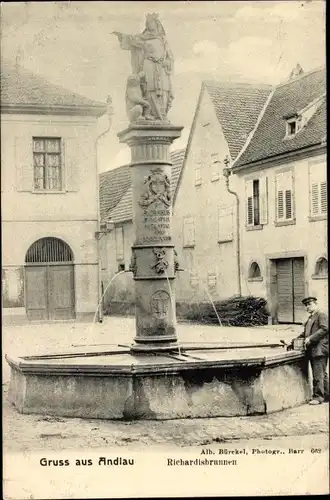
[95, 96, 114, 322]
[223, 156, 242, 296]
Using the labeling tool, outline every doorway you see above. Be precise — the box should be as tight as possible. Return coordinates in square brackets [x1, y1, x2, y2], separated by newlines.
[25, 237, 75, 320]
[275, 257, 305, 323]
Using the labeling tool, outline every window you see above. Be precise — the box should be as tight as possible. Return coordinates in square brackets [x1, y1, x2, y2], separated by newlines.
[309, 160, 327, 218]
[100, 237, 108, 271]
[313, 257, 328, 278]
[211, 154, 220, 181]
[275, 170, 294, 223]
[287, 119, 296, 136]
[118, 263, 125, 272]
[207, 273, 217, 288]
[248, 262, 262, 281]
[245, 177, 268, 227]
[33, 138, 62, 191]
[183, 216, 195, 247]
[253, 180, 260, 225]
[195, 162, 202, 186]
[286, 117, 302, 138]
[115, 226, 124, 260]
[218, 205, 233, 243]
[190, 273, 199, 287]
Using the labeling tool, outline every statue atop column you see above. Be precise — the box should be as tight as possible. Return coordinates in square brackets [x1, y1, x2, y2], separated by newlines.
[112, 13, 174, 123]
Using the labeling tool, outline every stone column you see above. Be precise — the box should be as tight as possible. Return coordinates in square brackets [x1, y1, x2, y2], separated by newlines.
[118, 123, 183, 352]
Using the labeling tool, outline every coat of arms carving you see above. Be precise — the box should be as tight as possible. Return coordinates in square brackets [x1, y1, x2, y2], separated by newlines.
[150, 290, 170, 319]
[139, 167, 171, 209]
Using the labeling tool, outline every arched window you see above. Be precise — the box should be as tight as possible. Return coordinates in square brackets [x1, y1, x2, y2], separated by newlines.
[248, 261, 262, 281]
[25, 237, 73, 263]
[313, 257, 328, 278]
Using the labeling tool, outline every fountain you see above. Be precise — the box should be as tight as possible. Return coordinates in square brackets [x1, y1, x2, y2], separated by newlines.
[6, 13, 311, 420]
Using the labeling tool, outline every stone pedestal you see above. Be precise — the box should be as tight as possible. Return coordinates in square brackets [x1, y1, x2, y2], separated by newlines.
[118, 123, 183, 352]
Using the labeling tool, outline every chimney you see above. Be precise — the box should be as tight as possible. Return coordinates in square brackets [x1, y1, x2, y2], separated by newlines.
[289, 63, 304, 80]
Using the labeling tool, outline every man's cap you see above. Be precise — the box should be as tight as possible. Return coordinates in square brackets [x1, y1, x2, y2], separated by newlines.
[302, 296, 317, 305]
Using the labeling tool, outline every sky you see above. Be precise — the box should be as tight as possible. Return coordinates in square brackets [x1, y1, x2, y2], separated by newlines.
[1, 1, 326, 172]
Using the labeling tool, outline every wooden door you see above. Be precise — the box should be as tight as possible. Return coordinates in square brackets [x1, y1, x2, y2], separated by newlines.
[292, 258, 305, 323]
[25, 265, 75, 320]
[25, 266, 48, 320]
[48, 265, 75, 320]
[276, 259, 293, 323]
[276, 258, 305, 323]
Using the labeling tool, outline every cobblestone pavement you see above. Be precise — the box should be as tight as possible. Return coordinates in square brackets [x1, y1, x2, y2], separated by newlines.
[3, 317, 328, 453]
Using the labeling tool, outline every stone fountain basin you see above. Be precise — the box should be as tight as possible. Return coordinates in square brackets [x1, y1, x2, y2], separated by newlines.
[6, 343, 310, 420]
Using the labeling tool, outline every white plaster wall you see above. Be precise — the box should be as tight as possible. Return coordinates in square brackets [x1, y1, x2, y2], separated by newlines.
[1, 114, 99, 221]
[173, 89, 239, 303]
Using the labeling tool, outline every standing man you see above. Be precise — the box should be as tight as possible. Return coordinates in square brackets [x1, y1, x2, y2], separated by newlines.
[291, 296, 329, 405]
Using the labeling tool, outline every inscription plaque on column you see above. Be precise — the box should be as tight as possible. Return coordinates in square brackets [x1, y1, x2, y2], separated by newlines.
[139, 167, 172, 244]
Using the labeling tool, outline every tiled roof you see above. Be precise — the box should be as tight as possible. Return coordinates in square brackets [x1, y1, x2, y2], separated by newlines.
[109, 186, 133, 224]
[1, 60, 106, 115]
[234, 67, 326, 169]
[99, 165, 132, 222]
[204, 81, 272, 159]
[100, 149, 185, 224]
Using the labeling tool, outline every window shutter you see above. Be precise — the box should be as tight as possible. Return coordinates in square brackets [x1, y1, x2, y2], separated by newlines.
[207, 273, 217, 288]
[115, 226, 124, 260]
[189, 218, 195, 245]
[259, 176, 268, 225]
[190, 273, 199, 287]
[320, 181, 327, 213]
[195, 162, 202, 185]
[183, 219, 188, 246]
[245, 180, 254, 225]
[64, 138, 79, 192]
[311, 183, 319, 215]
[309, 161, 326, 216]
[100, 237, 108, 270]
[15, 136, 33, 192]
[276, 170, 293, 220]
[277, 191, 284, 219]
[211, 154, 220, 180]
[218, 205, 233, 242]
[285, 189, 292, 219]
[183, 217, 194, 246]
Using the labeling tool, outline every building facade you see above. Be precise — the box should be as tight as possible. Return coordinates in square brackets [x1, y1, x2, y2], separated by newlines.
[2, 62, 106, 322]
[232, 67, 327, 323]
[172, 81, 272, 304]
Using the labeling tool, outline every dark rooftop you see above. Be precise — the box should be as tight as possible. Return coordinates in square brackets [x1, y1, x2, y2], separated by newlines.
[234, 67, 326, 169]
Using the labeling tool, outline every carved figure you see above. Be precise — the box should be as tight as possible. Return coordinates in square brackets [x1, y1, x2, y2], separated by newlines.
[126, 74, 151, 123]
[151, 248, 168, 274]
[139, 167, 171, 208]
[112, 13, 174, 121]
